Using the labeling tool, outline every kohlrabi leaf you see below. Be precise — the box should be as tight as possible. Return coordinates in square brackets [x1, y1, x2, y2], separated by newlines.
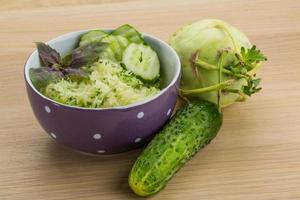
[69, 42, 108, 69]
[29, 67, 63, 91]
[242, 77, 262, 96]
[230, 45, 266, 96]
[36, 42, 61, 68]
[240, 45, 267, 63]
[233, 45, 267, 72]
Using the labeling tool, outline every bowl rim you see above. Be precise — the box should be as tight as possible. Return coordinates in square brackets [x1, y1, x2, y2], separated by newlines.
[24, 29, 181, 111]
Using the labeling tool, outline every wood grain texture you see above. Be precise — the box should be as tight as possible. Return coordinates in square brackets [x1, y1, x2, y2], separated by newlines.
[0, 0, 132, 11]
[0, 0, 300, 199]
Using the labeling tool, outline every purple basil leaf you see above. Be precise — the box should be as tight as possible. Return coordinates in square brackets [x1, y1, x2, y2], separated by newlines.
[36, 42, 61, 68]
[69, 42, 108, 69]
[60, 53, 72, 68]
[63, 68, 88, 82]
[29, 67, 63, 91]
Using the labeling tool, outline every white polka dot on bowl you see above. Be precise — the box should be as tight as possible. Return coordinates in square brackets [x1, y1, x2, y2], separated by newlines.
[45, 106, 51, 113]
[134, 137, 142, 143]
[53, 103, 60, 107]
[93, 133, 102, 140]
[97, 150, 105, 154]
[167, 108, 172, 116]
[137, 112, 144, 119]
[50, 132, 57, 139]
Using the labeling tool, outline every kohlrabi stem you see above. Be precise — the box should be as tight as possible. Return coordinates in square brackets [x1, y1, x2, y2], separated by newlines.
[215, 23, 239, 54]
[218, 51, 226, 113]
[194, 58, 219, 71]
[222, 88, 240, 93]
[222, 89, 247, 102]
[178, 93, 190, 103]
[180, 80, 234, 96]
[195, 57, 248, 79]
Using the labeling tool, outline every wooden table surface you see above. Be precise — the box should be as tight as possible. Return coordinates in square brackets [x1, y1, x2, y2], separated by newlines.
[1, 0, 300, 199]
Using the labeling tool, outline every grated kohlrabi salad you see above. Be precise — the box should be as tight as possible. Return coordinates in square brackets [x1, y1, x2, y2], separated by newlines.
[44, 59, 160, 108]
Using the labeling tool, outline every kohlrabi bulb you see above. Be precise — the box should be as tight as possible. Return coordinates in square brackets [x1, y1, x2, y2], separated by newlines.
[169, 19, 264, 107]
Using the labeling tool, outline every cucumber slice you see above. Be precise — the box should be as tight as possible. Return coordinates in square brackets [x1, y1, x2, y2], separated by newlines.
[99, 47, 117, 62]
[115, 35, 130, 49]
[112, 24, 144, 44]
[79, 30, 108, 46]
[122, 43, 160, 81]
[100, 35, 129, 61]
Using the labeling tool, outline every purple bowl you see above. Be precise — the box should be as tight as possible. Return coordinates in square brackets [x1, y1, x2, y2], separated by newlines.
[24, 29, 181, 155]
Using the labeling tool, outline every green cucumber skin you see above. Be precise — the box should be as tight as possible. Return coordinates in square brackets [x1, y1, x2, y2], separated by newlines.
[112, 24, 144, 44]
[128, 100, 223, 196]
[79, 30, 108, 46]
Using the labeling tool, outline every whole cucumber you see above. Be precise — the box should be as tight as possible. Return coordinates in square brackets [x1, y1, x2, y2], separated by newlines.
[128, 100, 223, 196]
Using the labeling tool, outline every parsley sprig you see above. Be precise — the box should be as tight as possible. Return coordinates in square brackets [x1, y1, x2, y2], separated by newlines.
[225, 45, 267, 96]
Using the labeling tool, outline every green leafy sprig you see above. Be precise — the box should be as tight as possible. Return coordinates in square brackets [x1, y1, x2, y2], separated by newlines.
[226, 45, 267, 96]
